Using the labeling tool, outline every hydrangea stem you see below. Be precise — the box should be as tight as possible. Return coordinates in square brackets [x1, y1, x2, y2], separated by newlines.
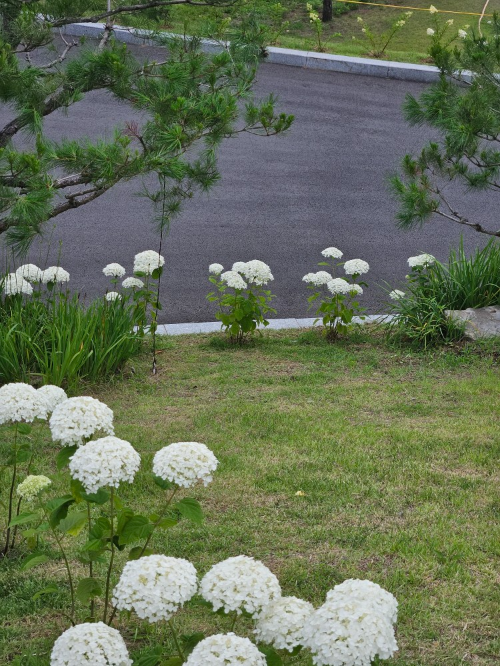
[139, 487, 178, 557]
[168, 619, 185, 660]
[104, 488, 116, 623]
[41, 504, 75, 623]
[87, 503, 95, 619]
[3, 423, 18, 556]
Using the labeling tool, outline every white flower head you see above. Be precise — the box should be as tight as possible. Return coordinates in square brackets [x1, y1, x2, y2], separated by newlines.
[133, 250, 165, 276]
[302, 271, 332, 287]
[327, 278, 351, 295]
[105, 291, 121, 302]
[240, 260, 274, 286]
[17, 475, 52, 503]
[389, 289, 405, 301]
[344, 259, 369, 276]
[0, 383, 48, 424]
[112, 555, 198, 623]
[407, 253, 435, 268]
[429, 4, 438, 13]
[326, 579, 398, 625]
[50, 621, 132, 666]
[220, 270, 247, 290]
[321, 247, 343, 259]
[15, 264, 43, 282]
[49, 396, 114, 446]
[231, 261, 247, 273]
[255, 596, 314, 652]
[122, 277, 144, 289]
[427, 28, 435, 35]
[37, 385, 68, 414]
[348, 283, 363, 296]
[1, 273, 33, 296]
[184, 634, 266, 666]
[458, 29, 467, 39]
[396, 20, 405, 27]
[153, 442, 218, 488]
[103, 263, 126, 278]
[69, 436, 140, 494]
[41, 267, 70, 284]
[209, 263, 224, 275]
[447, 19, 454, 25]
[200, 555, 281, 617]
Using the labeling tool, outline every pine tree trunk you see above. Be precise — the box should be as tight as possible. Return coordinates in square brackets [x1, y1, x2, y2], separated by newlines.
[322, 0, 333, 22]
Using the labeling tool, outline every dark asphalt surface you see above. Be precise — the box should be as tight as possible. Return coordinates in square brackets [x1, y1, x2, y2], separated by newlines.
[1, 57, 491, 322]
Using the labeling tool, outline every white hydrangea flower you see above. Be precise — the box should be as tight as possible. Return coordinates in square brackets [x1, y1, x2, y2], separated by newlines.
[447, 19, 454, 26]
[429, 4, 438, 13]
[302, 271, 332, 286]
[15, 264, 43, 282]
[0, 383, 48, 424]
[321, 247, 343, 259]
[200, 555, 281, 617]
[50, 621, 132, 666]
[122, 277, 144, 289]
[103, 263, 126, 278]
[240, 260, 274, 286]
[112, 555, 198, 623]
[209, 263, 224, 275]
[427, 27, 435, 35]
[325, 579, 398, 625]
[220, 270, 247, 290]
[37, 385, 68, 414]
[105, 292, 121, 302]
[344, 259, 369, 276]
[407, 253, 435, 268]
[348, 284, 363, 296]
[153, 442, 219, 488]
[255, 596, 314, 652]
[458, 29, 467, 39]
[232, 261, 247, 273]
[17, 475, 52, 502]
[327, 278, 351, 295]
[133, 250, 165, 275]
[41, 267, 70, 284]
[389, 289, 405, 301]
[69, 436, 140, 493]
[1, 273, 33, 296]
[184, 634, 266, 666]
[49, 396, 114, 446]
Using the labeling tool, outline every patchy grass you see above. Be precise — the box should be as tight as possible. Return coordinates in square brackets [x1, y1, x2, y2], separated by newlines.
[1, 329, 500, 664]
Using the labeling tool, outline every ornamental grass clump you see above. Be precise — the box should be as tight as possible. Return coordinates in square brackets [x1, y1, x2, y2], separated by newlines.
[207, 259, 276, 343]
[303, 246, 369, 340]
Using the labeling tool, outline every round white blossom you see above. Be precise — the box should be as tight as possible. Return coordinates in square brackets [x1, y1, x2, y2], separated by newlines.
[255, 596, 314, 652]
[447, 19, 454, 26]
[458, 29, 467, 39]
[395, 19, 405, 27]
[184, 634, 266, 666]
[122, 277, 144, 289]
[112, 555, 198, 623]
[50, 622, 132, 666]
[37, 385, 68, 414]
[0, 383, 48, 424]
[326, 579, 398, 625]
[103, 263, 126, 278]
[407, 253, 435, 268]
[153, 442, 219, 488]
[220, 270, 247, 290]
[427, 27, 435, 35]
[69, 436, 140, 494]
[15, 264, 43, 282]
[348, 284, 363, 296]
[133, 250, 165, 275]
[17, 475, 52, 502]
[321, 247, 343, 259]
[429, 4, 437, 13]
[327, 278, 351, 295]
[209, 263, 224, 275]
[41, 267, 70, 284]
[232, 261, 247, 273]
[1, 273, 33, 296]
[105, 291, 121, 302]
[49, 396, 114, 446]
[240, 260, 274, 286]
[200, 555, 281, 617]
[302, 271, 332, 287]
[344, 259, 369, 276]
[389, 289, 405, 301]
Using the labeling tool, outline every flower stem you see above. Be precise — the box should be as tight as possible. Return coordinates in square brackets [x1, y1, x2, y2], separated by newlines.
[230, 611, 238, 632]
[139, 487, 177, 557]
[42, 505, 76, 623]
[87, 502, 95, 619]
[3, 424, 18, 556]
[104, 488, 116, 624]
[168, 619, 185, 660]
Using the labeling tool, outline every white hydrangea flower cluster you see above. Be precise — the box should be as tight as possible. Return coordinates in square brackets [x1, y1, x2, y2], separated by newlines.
[343, 259, 370, 276]
[239, 260, 274, 286]
[389, 289, 405, 301]
[153, 442, 219, 488]
[41, 267, 70, 284]
[407, 253, 435, 268]
[255, 596, 314, 652]
[15, 264, 43, 282]
[105, 292, 121, 302]
[50, 622, 132, 666]
[49, 396, 114, 446]
[1, 273, 33, 296]
[122, 277, 144, 289]
[133, 250, 165, 275]
[321, 247, 343, 259]
[327, 278, 351, 295]
[209, 263, 224, 275]
[184, 633, 267, 666]
[103, 263, 126, 278]
[37, 385, 68, 414]
[348, 284, 363, 295]
[17, 475, 52, 502]
[302, 271, 332, 286]
[232, 261, 247, 273]
[200, 555, 281, 617]
[220, 270, 247, 290]
[0, 383, 48, 424]
[326, 579, 398, 625]
[112, 555, 198, 622]
[69, 436, 140, 493]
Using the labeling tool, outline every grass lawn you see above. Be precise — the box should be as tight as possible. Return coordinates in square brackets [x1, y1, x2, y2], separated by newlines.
[1, 329, 500, 664]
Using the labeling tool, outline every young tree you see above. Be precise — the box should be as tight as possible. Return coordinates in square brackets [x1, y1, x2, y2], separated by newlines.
[392, 17, 500, 238]
[0, 1, 293, 253]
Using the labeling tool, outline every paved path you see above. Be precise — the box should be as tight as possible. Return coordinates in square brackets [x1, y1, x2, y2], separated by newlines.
[1, 59, 490, 322]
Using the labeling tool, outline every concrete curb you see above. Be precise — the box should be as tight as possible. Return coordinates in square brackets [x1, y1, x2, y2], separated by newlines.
[61, 21, 450, 83]
[157, 314, 392, 336]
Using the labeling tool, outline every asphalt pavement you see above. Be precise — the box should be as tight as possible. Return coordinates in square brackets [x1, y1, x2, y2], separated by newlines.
[1, 58, 491, 322]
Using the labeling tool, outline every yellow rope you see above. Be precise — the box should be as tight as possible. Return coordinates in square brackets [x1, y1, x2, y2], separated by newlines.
[337, 0, 493, 17]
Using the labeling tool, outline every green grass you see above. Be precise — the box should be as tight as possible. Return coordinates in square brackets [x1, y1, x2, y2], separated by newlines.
[1, 329, 500, 664]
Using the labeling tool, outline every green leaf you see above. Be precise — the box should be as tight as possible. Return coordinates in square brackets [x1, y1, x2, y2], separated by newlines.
[58, 511, 87, 536]
[182, 632, 205, 655]
[118, 515, 153, 545]
[161, 659, 183, 666]
[259, 646, 283, 666]
[22, 553, 50, 570]
[82, 488, 110, 505]
[8, 512, 39, 527]
[33, 585, 59, 600]
[17, 423, 32, 435]
[174, 498, 203, 525]
[14, 443, 32, 463]
[70, 478, 85, 502]
[133, 647, 162, 666]
[153, 475, 174, 490]
[151, 266, 163, 280]
[76, 577, 103, 604]
[56, 445, 77, 470]
[128, 546, 153, 560]
[47, 496, 75, 529]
